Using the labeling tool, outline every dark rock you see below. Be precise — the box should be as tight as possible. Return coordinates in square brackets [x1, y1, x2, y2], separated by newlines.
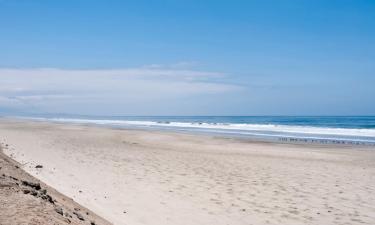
[90, 221, 96, 225]
[35, 165, 43, 169]
[43, 194, 54, 204]
[73, 211, 85, 221]
[23, 190, 30, 194]
[9, 176, 18, 181]
[55, 207, 63, 216]
[21, 180, 41, 190]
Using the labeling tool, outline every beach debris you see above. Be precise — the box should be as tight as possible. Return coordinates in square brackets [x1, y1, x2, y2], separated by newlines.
[73, 211, 85, 221]
[90, 221, 96, 225]
[23, 190, 30, 194]
[35, 165, 43, 169]
[55, 207, 64, 216]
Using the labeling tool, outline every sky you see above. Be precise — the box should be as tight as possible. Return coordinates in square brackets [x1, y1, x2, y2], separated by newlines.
[0, 0, 374, 116]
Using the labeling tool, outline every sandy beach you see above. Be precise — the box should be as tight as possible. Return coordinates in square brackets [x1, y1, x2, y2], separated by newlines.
[1, 118, 375, 225]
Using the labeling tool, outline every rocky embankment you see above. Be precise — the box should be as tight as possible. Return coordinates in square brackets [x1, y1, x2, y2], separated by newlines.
[0, 144, 111, 225]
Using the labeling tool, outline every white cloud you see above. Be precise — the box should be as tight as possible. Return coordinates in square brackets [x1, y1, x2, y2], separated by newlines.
[13, 94, 74, 101]
[0, 67, 241, 114]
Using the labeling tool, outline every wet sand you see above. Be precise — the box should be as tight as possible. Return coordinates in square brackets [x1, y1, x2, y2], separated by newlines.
[1, 118, 375, 225]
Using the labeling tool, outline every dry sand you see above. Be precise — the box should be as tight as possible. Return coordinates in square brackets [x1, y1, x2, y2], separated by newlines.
[0, 118, 375, 225]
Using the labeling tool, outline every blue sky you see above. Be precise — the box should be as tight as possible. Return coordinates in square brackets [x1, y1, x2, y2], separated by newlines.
[0, 0, 374, 116]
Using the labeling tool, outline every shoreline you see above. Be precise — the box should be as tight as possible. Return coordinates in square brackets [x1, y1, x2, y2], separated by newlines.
[1, 118, 375, 225]
[4, 116, 375, 148]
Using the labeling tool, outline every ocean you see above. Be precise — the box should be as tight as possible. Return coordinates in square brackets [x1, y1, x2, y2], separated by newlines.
[22, 116, 375, 146]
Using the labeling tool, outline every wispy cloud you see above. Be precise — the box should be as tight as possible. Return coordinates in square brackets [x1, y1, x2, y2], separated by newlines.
[0, 67, 241, 115]
[142, 61, 200, 70]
